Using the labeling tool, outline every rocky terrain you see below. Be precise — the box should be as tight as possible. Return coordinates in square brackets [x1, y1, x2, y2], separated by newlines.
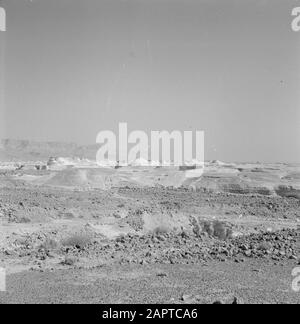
[0, 140, 299, 303]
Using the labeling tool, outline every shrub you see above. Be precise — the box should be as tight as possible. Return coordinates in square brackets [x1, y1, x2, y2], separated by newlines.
[39, 238, 58, 251]
[213, 221, 228, 240]
[18, 217, 31, 224]
[258, 242, 272, 251]
[201, 220, 232, 240]
[62, 256, 78, 266]
[202, 221, 214, 236]
[152, 225, 170, 236]
[61, 233, 92, 249]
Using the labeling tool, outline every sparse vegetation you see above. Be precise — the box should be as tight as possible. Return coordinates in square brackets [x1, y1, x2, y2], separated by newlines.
[62, 256, 78, 266]
[39, 238, 59, 251]
[18, 216, 31, 224]
[201, 220, 232, 240]
[202, 220, 214, 236]
[152, 225, 170, 236]
[212, 220, 232, 240]
[258, 241, 272, 251]
[61, 233, 92, 249]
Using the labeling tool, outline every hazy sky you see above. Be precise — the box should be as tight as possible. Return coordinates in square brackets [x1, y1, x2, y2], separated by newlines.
[0, 0, 299, 162]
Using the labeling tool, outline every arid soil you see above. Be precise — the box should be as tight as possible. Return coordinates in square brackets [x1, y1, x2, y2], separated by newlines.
[0, 162, 299, 304]
[1, 260, 299, 304]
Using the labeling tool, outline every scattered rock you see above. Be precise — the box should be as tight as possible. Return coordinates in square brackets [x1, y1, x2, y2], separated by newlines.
[181, 294, 193, 302]
[156, 272, 168, 277]
[62, 256, 78, 266]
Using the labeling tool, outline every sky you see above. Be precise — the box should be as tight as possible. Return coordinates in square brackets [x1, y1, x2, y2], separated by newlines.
[0, 0, 299, 162]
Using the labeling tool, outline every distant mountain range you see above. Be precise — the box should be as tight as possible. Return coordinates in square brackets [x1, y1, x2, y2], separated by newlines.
[0, 139, 99, 161]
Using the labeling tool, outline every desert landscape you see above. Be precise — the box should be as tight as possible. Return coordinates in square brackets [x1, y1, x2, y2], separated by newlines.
[0, 139, 299, 304]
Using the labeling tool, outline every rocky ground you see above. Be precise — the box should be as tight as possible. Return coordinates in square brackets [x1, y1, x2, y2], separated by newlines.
[0, 164, 299, 304]
[1, 259, 299, 304]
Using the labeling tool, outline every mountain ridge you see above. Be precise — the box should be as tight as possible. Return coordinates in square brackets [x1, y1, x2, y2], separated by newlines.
[0, 139, 98, 161]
